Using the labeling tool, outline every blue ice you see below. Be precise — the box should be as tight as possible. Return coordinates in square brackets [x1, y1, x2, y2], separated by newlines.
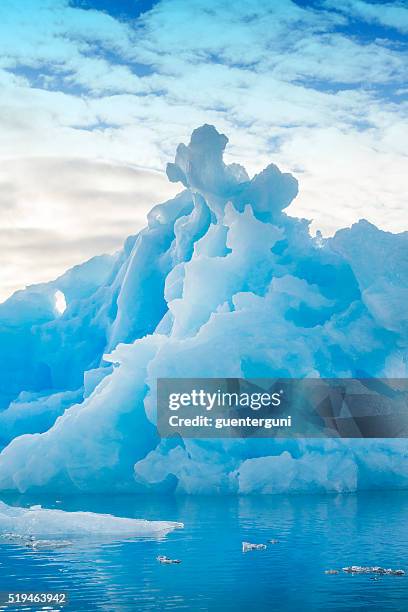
[0, 125, 406, 494]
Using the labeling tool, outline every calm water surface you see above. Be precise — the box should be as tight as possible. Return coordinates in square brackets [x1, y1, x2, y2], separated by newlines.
[0, 492, 407, 611]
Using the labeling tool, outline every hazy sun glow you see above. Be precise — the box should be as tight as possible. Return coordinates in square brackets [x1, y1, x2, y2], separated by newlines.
[54, 290, 67, 315]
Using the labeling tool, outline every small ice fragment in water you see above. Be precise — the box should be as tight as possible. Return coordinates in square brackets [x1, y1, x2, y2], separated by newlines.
[25, 539, 72, 549]
[1, 532, 26, 542]
[342, 566, 405, 576]
[157, 555, 181, 564]
[1, 532, 71, 549]
[269, 539, 279, 544]
[325, 570, 339, 575]
[242, 541, 267, 552]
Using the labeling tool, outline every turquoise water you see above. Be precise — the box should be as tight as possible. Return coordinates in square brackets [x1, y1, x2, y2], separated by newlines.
[0, 492, 407, 611]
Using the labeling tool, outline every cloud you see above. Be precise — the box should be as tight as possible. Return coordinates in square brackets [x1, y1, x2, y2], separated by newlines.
[0, 158, 178, 301]
[322, 0, 408, 34]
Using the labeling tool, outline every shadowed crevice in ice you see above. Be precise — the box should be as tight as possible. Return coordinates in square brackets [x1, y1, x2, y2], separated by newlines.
[0, 125, 406, 494]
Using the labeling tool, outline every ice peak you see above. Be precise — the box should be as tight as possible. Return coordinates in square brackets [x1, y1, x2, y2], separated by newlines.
[166, 124, 298, 221]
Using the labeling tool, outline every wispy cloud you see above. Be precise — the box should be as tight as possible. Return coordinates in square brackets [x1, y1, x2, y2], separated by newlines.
[322, 0, 408, 34]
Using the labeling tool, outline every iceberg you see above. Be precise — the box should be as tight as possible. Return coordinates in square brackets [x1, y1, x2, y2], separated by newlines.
[0, 124, 406, 495]
[0, 501, 183, 537]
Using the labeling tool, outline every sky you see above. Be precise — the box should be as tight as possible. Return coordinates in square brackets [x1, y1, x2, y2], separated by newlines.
[0, 0, 407, 301]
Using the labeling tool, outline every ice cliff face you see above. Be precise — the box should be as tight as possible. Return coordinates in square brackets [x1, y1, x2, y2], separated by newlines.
[0, 125, 407, 495]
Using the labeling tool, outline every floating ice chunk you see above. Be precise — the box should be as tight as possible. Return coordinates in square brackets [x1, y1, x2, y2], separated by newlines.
[325, 570, 339, 575]
[0, 501, 183, 538]
[26, 538, 73, 549]
[342, 566, 405, 576]
[242, 541, 267, 552]
[1, 532, 72, 548]
[157, 555, 181, 564]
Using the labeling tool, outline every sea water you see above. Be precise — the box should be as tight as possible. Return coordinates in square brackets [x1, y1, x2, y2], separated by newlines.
[0, 492, 407, 611]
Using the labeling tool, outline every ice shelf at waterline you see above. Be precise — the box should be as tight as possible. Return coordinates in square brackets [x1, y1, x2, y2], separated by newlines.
[0, 501, 183, 537]
[0, 125, 407, 494]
